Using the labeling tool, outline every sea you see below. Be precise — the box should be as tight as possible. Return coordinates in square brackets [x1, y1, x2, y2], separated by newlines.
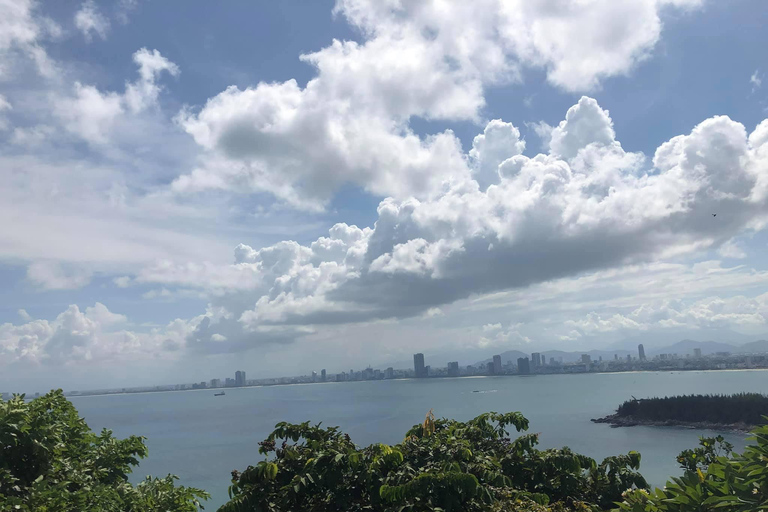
[71, 370, 766, 510]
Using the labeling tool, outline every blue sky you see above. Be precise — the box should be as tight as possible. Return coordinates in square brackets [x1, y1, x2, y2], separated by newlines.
[2, 0, 768, 392]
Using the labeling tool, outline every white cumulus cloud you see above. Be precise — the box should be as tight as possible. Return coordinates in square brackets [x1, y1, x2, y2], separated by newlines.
[74, 0, 110, 42]
[139, 97, 768, 354]
[173, 0, 704, 210]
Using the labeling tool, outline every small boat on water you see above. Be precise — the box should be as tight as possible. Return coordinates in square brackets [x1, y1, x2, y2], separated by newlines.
[214, 392, 225, 396]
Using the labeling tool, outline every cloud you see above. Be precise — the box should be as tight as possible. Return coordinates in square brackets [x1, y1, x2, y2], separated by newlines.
[568, 294, 768, 336]
[140, 97, 768, 353]
[469, 119, 526, 189]
[124, 48, 179, 113]
[476, 323, 531, 349]
[113, 276, 132, 288]
[423, 307, 444, 318]
[74, 0, 110, 42]
[54, 48, 178, 144]
[174, 0, 703, 209]
[54, 82, 124, 144]
[27, 261, 93, 290]
[0, 94, 10, 130]
[548, 97, 617, 159]
[0, 302, 196, 366]
[0, 0, 58, 77]
[751, 69, 762, 92]
[17, 309, 31, 321]
[718, 239, 747, 259]
[116, 0, 139, 25]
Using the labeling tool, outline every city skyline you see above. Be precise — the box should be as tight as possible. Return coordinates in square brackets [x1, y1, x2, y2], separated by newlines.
[7, 339, 767, 398]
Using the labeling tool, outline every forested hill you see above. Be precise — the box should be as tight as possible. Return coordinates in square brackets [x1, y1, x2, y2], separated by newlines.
[604, 393, 768, 427]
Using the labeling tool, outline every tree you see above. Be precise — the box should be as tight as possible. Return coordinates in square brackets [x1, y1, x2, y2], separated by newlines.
[220, 410, 646, 512]
[0, 390, 208, 512]
[618, 425, 768, 511]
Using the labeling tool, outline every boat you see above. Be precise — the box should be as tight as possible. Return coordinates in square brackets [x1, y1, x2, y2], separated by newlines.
[214, 392, 225, 396]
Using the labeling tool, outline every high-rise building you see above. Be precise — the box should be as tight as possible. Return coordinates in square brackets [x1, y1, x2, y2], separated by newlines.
[638, 344, 646, 361]
[694, 348, 702, 358]
[517, 357, 530, 375]
[225, 377, 235, 387]
[486, 361, 495, 374]
[385, 367, 394, 379]
[447, 361, 460, 377]
[493, 355, 502, 374]
[210, 378, 221, 388]
[626, 354, 631, 362]
[312, 371, 318, 382]
[531, 352, 541, 367]
[581, 354, 591, 365]
[321, 369, 327, 382]
[614, 354, 618, 360]
[235, 371, 246, 387]
[414, 353, 426, 378]
[549, 357, 556, 365]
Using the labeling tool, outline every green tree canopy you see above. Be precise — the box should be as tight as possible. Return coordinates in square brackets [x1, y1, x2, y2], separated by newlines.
[0, 390, 208, 512]
[220, 409, 646, 512]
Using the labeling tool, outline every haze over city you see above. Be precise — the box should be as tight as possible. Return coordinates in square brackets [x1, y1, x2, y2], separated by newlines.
[2, 0, 768, 393]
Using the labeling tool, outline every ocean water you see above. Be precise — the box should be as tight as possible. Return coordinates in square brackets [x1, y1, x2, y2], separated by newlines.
[71, 370, 765, 510]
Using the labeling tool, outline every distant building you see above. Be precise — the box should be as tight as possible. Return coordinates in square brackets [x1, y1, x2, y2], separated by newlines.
[638, 344, 646, 361]
[424, 365, 431, 377]
[385, 367, 394, 379]
[336, 372, 346, 381]
[694, 348, 702, 358]
[235, 370, 246, 387]
[581, 354, 591, 365]
[531, 352, 541, 367]
[225, 377, 235, 387]
[321, 369, 326, 382]
[614, 354, 618, 360]
[414, 353, 427, 378]
[486, 361, 495, 374]
[598, 356, 602, 362]
[493, 355, 502, 374]
[447, 361, 460, 377]
[312, 371, 318, 382]
[210, 378, 221, 388]
[373, 369, 382, 379]
[517, 357, 530, 375]
[549, 357, 556, 365]
[626, 354, 631, 362]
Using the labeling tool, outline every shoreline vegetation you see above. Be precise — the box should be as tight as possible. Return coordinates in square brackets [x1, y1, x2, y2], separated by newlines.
[592, 393, 768, 432]
[5, 391, 768, 511]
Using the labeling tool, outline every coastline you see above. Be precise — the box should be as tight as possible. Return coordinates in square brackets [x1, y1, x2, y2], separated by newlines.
[591, 414, 755, 433]
[30, 368, 768, 400]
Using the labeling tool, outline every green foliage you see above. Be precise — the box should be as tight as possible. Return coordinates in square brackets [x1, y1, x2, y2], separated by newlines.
[0, 390, 208, 512]
[221, 410, 647, 512]
[615, 393, 768, 425]
[617, 424, 768, 511]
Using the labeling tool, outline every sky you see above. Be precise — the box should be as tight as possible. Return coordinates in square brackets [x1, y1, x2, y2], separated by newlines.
[2, 0, 768, 392]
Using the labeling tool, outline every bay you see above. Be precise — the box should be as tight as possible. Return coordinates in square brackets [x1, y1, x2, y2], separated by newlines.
[71, 370, 763, 510]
